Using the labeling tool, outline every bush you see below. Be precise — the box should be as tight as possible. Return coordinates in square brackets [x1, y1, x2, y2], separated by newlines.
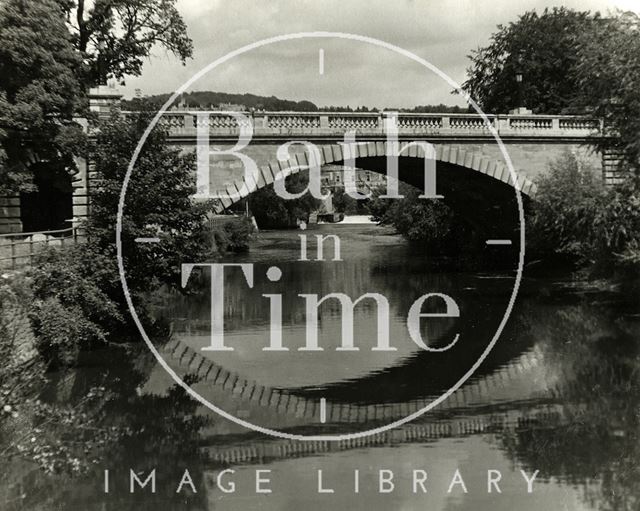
[528, 151, 640, 280]
[209, 217, 256, 253]
[31, 297, 105, 368]
[30, 246, 124, 330]
[367, 183, 465, 249]
[527, 151, 604, 265]
[592, 176, 640, 279]
[332, 188, 366, 215]
[0, 274, 42, 411]
[27, 245, 126, 368]
[249, 172, 322, 229]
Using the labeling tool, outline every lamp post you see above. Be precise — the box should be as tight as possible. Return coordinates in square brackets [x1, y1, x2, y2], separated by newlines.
[509, 52, 531, 115]
[515, 70, 523, 109]
[97, 40, 107, 86]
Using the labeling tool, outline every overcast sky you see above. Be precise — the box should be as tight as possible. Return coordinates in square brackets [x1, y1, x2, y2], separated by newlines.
[119, 0, 639, 108]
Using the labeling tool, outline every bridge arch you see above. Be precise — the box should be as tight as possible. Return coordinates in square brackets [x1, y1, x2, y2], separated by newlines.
[211, 143, 537, 213]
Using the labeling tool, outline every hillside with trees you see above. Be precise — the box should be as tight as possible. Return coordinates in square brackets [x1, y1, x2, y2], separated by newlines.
[123, 91, 469, 113]
[123, 91, 320, 111]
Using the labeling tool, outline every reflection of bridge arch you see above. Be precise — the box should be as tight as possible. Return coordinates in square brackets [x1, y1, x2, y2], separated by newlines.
[162, 338, 552, 426]
[156, 337, 582, 468]
[210, 142, 537, 213]
[199, 402, 585, 467]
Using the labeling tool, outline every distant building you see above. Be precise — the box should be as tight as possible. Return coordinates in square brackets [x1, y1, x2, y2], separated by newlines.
[321, 165, 387, 193]
[216, 103, 247, 112]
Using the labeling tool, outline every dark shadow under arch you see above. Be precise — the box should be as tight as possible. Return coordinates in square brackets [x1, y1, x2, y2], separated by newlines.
[20, 162, 73, 232]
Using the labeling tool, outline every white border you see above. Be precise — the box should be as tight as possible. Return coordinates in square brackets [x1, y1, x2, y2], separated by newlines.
[116, 32, 525, 441]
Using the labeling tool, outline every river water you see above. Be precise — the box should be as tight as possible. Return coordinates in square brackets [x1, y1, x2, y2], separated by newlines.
[2, 224, 638, 510]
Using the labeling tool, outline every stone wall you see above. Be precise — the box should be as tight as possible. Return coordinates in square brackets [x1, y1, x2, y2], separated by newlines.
[0, 196, 22, 234]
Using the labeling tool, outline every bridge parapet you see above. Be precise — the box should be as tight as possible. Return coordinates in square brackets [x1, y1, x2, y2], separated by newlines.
[125, 110, 603, 140]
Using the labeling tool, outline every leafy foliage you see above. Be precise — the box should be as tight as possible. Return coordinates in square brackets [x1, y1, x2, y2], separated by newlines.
[210, 217, 256, 253]
[28, 245, 125, 368]
[368, 183, 460, 249]
[463, 7, 640, 279]
[592, 177, 640, 276]
[528, 151, 640, 279]
[332, 187, 367, 215]
[123, 91, 470, 113]
[462, 7, 598, 114]
[0, 275, 120, 476]
[573, 11, 640, 172]
[15, 110, 217, 368]
[124, 90, 318, 111]
[0, 0, 193, 194]
[88, 111, 215, 290]
[394, 104, 467, 114]
[0, 0, 85, 194]
[462, 6, 640, 173]
[249, 172, 322, 229]
[66, 0, 193, 86]
[527, 151, 604, 264]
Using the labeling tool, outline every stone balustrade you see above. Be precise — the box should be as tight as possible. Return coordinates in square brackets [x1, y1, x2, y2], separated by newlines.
[132, 110, 603, 139]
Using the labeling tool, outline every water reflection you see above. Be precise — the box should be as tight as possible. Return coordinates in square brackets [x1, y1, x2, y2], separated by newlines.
[1, 226, 638, 511]
[158, 226, 518, 401]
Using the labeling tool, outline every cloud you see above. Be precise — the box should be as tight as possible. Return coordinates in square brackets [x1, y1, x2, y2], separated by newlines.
[119, 0, 636, 108]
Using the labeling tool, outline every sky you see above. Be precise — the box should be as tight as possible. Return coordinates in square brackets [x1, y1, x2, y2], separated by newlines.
[119, 0, 640, 108]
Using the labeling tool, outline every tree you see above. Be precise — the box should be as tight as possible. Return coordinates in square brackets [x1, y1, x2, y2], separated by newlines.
[9, 111, 216, 371]
[249, 173, 322, 229]
[367, 183, 461, 249]
[65, 0, 193, 87]
[210, 217, 256, 253]
[462, 8, 598, 114]
[89, 111, 214, 291]
[573, 11, 640, 173]
[123, 91, 319, 111]
[0, 0, 85, 195]
[332, 187, 360, 215]
[0, 0, 194, 195]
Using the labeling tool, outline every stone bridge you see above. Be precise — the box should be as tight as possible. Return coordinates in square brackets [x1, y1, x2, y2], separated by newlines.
[151, 111, 608, 214]
[0, 109, 616, 233]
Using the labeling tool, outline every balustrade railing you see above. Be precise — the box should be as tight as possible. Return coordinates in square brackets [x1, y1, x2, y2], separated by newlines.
[509, 117, 553, 130]
[396, 116, 443, 129]
[266, 113, 321, 129]
[450, 115, 488, 130]
[124, 110, 602, 138]
[558, 118, 600, 130]
[327, 115, 379, 130]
